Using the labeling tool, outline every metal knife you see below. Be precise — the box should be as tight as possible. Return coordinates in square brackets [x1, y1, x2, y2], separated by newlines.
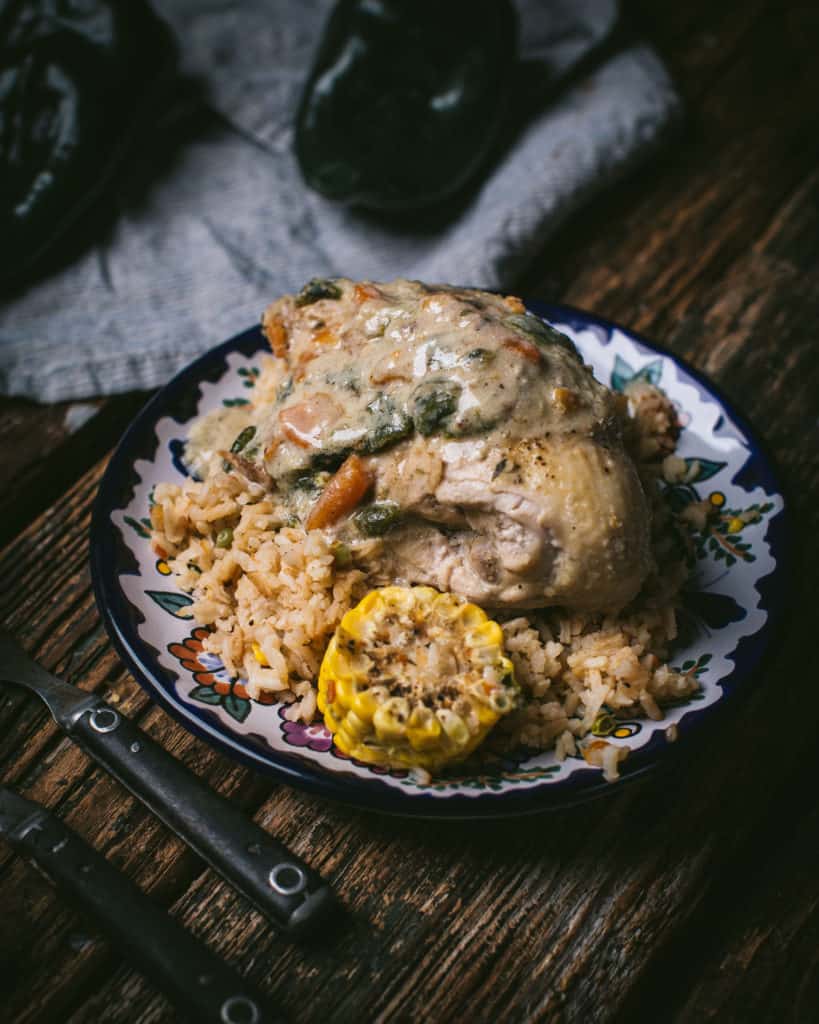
[0, 785, 279, 1024]
[0, 629, 333, 936]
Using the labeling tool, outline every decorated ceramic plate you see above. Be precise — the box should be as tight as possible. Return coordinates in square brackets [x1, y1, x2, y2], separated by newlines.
[91, 302, 789, 817]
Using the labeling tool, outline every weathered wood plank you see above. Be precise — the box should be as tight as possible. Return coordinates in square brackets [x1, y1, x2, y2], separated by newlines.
[672, 798, 819, 1023]
[611, 742, 819, 1024]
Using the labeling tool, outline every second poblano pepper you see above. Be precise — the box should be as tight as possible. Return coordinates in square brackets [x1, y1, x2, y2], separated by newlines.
[0, 0, 176, 291]
[296, 0, 518, 212]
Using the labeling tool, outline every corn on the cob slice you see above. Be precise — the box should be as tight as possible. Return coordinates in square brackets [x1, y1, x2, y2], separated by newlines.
[317, 586, 517, 773]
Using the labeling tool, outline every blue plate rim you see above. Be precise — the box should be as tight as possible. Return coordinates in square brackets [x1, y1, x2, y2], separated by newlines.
[90, 301, 792, 818]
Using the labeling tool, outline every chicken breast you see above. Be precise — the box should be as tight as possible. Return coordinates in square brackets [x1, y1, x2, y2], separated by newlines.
[253, 278, 652, 611]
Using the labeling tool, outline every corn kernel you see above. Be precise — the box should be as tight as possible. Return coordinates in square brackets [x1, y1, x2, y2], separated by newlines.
[437, 709, 471, 748]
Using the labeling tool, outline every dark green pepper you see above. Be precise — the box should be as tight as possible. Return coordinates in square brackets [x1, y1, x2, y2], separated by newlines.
[411, 379, 460, 436]
[331, 540, 353, 568]
[310, 447, 352, 473]
[295, 277, 343, 306]
[230, 425, 257, 453]
[505, 315, 580, 359]
[0, 0, 176, 291]
[358, 393, 413, 453]
[296, 0, 518, 212]
[291, 472, 325, 494]
[352, 501, 402, 537]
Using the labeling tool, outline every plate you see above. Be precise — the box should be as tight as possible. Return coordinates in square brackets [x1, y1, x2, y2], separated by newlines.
[91, 302, 790, 817]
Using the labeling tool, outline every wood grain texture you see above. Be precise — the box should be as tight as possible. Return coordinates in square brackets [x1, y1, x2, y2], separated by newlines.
[2, 1, 819, 1022]
[0, 393, 149, 549]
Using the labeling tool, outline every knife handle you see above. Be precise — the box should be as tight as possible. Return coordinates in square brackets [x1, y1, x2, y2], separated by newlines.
[68, 703, 333, 936]
[7, 798, 278, 1024]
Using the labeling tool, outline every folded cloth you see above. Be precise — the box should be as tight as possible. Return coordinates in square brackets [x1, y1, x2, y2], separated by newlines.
[0, 0, 680, 402]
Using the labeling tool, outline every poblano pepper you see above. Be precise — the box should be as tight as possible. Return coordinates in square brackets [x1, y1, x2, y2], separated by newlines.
[0, 0, 176, 290]
[296, 0, 518, 212]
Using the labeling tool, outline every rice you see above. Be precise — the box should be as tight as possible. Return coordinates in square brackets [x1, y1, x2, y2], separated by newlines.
[150, 449, 382, 721]
[491, 602, 694, 763]
[150, 361, 704, 779]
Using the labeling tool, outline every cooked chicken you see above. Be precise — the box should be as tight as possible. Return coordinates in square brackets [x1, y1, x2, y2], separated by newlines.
[373, 434, 650, 609]
[248, 278, 651, 611]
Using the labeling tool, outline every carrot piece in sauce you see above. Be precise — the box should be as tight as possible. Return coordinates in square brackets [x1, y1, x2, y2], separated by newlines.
[263, 313, 288, 357]
[503, 295, 526, 313]
[503, 336, 542, 364]
[313, 328, 337, 346]
[306, 454, 373, 530]
[354, 283, 380, 303]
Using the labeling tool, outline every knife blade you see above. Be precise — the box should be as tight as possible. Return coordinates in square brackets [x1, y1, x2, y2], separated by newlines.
[0, 785, 279, 1024]
[0, 629, 334, 936]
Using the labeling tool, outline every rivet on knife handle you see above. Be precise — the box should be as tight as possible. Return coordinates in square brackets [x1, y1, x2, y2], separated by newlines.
[68, 700, 334, 935]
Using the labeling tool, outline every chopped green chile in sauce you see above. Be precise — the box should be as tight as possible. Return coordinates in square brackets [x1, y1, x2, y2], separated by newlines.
[184, 279, 652, 611]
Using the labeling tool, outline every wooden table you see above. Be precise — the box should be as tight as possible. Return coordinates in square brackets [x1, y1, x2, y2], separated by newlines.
[2, 2, 818, 1021]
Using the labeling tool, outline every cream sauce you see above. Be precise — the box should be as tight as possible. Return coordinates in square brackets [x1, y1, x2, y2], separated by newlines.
[184, 405, 256, 480]
[257, 279, 620, 485]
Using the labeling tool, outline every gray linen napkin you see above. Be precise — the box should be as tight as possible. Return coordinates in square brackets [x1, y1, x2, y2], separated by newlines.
[0, 0, 679, 402]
